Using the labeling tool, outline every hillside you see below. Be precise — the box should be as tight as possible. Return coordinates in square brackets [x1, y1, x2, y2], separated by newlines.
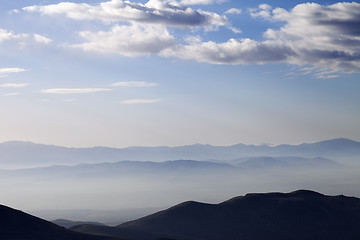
[0, 204, 127, 240]
[73, 190, 360, 240]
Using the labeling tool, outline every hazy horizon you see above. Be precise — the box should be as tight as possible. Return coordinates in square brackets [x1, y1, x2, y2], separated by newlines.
[1, 137, 359, 149]
[1, 0, 359, 226]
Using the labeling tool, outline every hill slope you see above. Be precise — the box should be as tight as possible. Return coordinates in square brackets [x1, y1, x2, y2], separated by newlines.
[115, 190, 360, 240]
[0, 204, 127, 240]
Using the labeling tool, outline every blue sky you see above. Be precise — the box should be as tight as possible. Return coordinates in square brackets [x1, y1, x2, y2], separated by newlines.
[0, 0, 359, 147]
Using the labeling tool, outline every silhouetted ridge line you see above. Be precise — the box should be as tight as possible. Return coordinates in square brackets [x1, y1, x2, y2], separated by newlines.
[113, 190, 360, 240]
[0, 204, 127, 240]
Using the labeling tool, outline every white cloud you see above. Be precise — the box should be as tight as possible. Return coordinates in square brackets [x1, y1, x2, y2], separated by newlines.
[164, 2, 360, 72]
[23, 0, 228, 29]
[120, 99, 162, 104]
[33, 34, 52, 44]
[4, 92, 20, 96]
[23, 2, 360, 72]
[0, 83, 29, 88]
[225, 8, 242, 15]
[249, 4, 272, 19]
[163, 38, 295, 65]
[0, 28, 23, 43]
[41, 88, 112, 94]
[0, 28, 53, 46]
[61, 99, 76, 102]
[9, 9, 19, 14]
[73, 24, 175, 57]
[0, 68, 26, 74]
[261, 2, 360, 71]
[112, 81, 158, 87]
[181, 0, 225, 5]
[184, 35, 202, 44]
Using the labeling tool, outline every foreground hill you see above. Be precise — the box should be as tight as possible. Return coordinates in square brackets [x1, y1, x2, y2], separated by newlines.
[73, 190, 360, 240]
[0, 204, 127, 240]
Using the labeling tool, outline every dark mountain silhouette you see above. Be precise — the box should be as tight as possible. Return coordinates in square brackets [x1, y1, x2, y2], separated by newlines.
[0, 138, 359, 168]
[71, 224, 182, 240]
[73, 190, 360, 240]
[0, 204, 127, 240]
[52, 218, 106, 228]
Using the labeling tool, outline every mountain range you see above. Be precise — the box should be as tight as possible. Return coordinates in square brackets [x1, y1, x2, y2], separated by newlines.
[2, 190, 359, 240]
[0, 138, 359, 168]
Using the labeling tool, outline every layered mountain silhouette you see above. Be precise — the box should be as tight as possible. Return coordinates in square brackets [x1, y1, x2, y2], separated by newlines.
[52, 219, 105, 228]
[0, 204, 126, 240]
[0, 157, 341, 181]
[0, 138, 359, 168]
[71, 190, 360, 240]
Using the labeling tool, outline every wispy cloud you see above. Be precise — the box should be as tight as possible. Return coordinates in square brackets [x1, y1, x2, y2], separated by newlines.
[225, 8, 242, 15]
[120, 99, 162, 104]
[33, 34, 52, 45]
[0, 68, 26, 74]
[0, 28, 25, 43]
[112, 81, 158, 87]
[248, 4, 272, 19]
[0, 83, 29, 88]
[4, 92, 20, 96]
[1, 28, 51, 46]
[41, 88, 112, 94]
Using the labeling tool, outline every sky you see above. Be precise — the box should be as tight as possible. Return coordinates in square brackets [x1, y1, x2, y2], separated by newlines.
[0, 0, 359, 148]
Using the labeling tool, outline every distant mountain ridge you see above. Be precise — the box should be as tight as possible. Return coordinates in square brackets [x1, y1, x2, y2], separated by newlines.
[0, 157, 341, 180]
[72, 190, 360, 240]
[52, 219, 106, 228]
[0, 138, 359, 168]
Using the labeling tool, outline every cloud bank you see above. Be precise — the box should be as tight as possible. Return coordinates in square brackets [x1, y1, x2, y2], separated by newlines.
[23, 1, 360, 72]
[166, 2, 360, 71]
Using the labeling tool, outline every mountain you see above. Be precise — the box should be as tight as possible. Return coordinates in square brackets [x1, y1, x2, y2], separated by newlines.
[0, 138, 359, 168]
[73, 190, 360, 240]
[0, 160, 234, 179]
[235, 156, 341, 169]
[71, 224, 181, 240]
[3, 190, 360, 240]
[0, 204, 127, 240]
[0, 156, 340, 180]
[52, 219, 106, 228]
